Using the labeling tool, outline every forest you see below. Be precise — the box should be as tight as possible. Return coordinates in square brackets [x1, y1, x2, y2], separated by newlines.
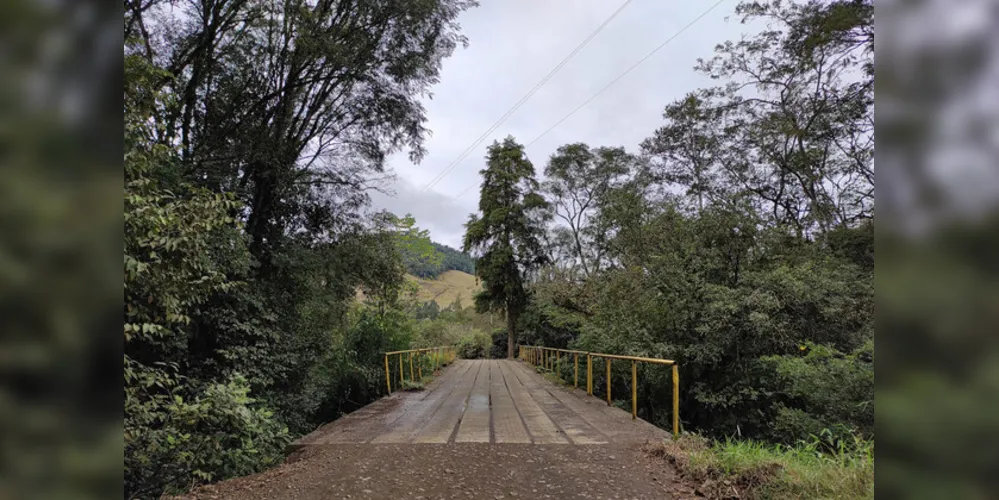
[403, 240, 476, 278]
[124, 0, 872, 498]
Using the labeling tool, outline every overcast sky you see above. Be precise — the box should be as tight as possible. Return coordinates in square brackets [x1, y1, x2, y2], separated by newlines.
[370, 0, 746, 248]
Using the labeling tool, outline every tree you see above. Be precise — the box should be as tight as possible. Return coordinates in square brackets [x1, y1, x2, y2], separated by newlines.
[123, 0, 479, 493]
[671, 0, 873, 235]
[641, 94, 726, 213]
[386, 212, 443, 277]
[522, 0, 874, 442]
[127, 0, 476, 269]
[541, 143, 634, 277]
[464, 137, 549, 358]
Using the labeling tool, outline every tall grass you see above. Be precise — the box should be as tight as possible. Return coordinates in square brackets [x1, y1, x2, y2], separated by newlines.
[650, 431, 874, 499]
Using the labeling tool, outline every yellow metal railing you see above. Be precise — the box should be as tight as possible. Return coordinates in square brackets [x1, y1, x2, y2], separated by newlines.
[383, 346, 457, 394]
[519, 345, 680, 436]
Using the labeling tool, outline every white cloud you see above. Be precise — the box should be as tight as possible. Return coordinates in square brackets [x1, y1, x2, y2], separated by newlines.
[374, 0, 743, 244]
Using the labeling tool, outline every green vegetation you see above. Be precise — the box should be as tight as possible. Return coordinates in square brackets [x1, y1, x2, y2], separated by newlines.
[124, 0, 874, 497]
[413, 295, 500, 360]
[123, 0, 475, 496]
[651, 433, 873, 499]
[464, 137, 550, 358]
[392, 212, 476, 279]
[462, 1, 874, 496]
[404, 241, 476, 278]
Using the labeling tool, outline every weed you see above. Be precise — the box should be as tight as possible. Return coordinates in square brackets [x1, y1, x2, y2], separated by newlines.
[645, 433, 873, 499]
[400, 376, 434, 391]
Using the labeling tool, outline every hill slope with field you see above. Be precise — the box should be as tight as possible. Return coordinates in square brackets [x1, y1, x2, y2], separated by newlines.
[407, 269, 480, 308]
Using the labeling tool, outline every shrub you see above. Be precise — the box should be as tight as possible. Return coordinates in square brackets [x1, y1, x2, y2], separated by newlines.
[489, 328, 507, 359]
[457, 329, 491, 359]
[124, 373, 289, 498]
[763, 340, 874, 444]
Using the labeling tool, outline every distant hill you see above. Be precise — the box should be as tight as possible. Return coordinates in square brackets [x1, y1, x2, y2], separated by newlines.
[407, 270, 480, 308]
[356, 237, 479, 307]
[403, 242, 474, 278]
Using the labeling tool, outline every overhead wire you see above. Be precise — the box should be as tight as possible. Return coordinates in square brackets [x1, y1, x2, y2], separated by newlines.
[420, 0, 635, 193]
[455, 0, 729, 199]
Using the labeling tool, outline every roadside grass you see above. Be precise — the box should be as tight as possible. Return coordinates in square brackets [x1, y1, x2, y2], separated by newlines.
[540, 371, 569, 387]
[400, 376, 435, 391]
[647, 433, 873, 499]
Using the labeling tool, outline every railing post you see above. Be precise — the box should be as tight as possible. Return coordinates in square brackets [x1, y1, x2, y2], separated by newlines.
[556, 351, 560, 380]
[631, 361, 637, 420]
[587, 354, 592, 395]
[398, 354, 403, 384]
[409, 352, 414, 382]
[574, 353, 579, 389]
[672, 364, 680, 437]
[385, 354, 391, 394]
[606, 358, 612, 406]
[417, 352, 423, 381]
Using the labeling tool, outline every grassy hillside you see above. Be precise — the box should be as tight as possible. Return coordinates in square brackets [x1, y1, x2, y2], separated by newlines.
[407, 270, 480, 308]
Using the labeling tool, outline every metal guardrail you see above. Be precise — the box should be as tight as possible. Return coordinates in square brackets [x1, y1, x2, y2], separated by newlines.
[519, 345, 679, 436]
[383, 346, 456, 394]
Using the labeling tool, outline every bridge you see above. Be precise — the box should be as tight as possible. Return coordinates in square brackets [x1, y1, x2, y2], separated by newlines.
[187, 355, 685, 499]
[297, 358, 670, 446]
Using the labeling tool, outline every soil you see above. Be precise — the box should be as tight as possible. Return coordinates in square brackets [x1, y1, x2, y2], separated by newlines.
[177, 443, 699, 500]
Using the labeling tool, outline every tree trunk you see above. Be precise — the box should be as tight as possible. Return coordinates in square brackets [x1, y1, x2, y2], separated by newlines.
[506, 308, 517, 359]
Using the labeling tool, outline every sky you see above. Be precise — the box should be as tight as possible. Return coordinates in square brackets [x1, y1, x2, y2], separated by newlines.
[370, 0, 746, 248]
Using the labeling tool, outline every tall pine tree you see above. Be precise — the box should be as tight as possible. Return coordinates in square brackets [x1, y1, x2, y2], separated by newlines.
[464, 137, 549, 358]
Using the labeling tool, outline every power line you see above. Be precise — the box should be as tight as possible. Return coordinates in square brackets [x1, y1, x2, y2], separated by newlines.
[455, 0, 728, 200]
[454, 180, 477, 199]
[421, 0, 634, 193]
[525, 0, 727, 148]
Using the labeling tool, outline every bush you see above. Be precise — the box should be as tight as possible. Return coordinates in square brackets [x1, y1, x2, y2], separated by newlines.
[763, 340, 874, 444]
[457, 329, 491, 359]
[124, 373, 289, 498]
[490, 328, 507, 359]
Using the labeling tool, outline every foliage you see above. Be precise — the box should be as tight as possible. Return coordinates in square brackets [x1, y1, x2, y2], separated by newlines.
[414, 300, 442, 320]
[124, 375, 289, 498]
[126, 0, 477, 265]
[125, 53, 285, 497]
[764, 341, 874, 444]
[123, 0, 476, 494]
[386, 212, 444, 279]
[402, 240, 476, 278]
[412, 299, 495, 360]
[652, 433, 873, 499]
[489, 328, 509, 359]
[432, 243, 477, 275]
[464, 136, 550, 358]
[456, 329, 493, 359]
[540, 143, 636, 276]
[512, 0, 874, 447]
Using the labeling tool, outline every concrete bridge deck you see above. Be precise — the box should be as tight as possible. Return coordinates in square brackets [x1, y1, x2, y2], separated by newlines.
[297, 359, 668, 447]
